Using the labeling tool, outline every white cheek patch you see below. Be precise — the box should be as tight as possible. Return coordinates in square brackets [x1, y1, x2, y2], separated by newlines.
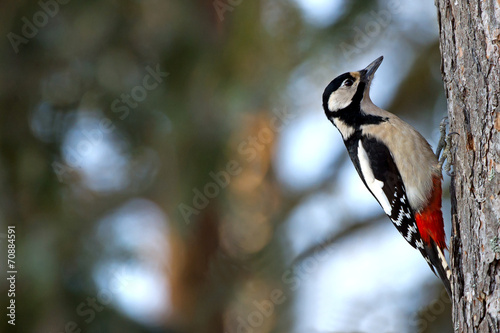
[328, 91, 351, 111]
[333, 118, 355, 140]
[327, 83, 358, 112]
[357, 142, 392, 215]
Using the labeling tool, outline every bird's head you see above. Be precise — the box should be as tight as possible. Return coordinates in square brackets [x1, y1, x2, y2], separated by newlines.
[322, 56, 383, 116]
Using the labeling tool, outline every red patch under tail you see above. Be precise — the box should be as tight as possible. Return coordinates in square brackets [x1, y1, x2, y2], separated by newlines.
[415, 176, 446, 250]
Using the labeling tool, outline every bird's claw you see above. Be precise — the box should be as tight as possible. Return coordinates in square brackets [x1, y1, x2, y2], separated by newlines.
[436, 117, 458, 176]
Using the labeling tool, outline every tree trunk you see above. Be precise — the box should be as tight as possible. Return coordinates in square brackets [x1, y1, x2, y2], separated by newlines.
[435, 0, 500, 332]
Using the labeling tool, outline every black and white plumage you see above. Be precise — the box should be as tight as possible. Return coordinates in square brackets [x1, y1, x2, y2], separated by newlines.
[359, 135, 425, 251]
[322, 56, 451, 296]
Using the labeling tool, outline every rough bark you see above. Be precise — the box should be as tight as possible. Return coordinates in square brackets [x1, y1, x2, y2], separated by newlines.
[435, 1, 500, 332]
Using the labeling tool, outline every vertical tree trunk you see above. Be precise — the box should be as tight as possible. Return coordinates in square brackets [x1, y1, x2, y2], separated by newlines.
[435, 1, 500, 332]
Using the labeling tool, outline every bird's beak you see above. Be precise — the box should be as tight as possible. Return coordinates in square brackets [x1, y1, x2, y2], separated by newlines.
[361, 56, 383, 82]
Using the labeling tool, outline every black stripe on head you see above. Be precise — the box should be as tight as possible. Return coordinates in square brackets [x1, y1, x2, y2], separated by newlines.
[349, 80, 366, 108]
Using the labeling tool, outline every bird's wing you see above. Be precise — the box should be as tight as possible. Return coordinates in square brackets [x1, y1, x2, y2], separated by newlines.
[356, 136, 425, 251]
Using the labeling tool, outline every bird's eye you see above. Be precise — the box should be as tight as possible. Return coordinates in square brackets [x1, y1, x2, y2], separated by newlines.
[343, 79, 354, 87]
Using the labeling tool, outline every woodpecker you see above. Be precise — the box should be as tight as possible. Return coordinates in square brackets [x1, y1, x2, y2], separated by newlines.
[322, 56, 451, 297]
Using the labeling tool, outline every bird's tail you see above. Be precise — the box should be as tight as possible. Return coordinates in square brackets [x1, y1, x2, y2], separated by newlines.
[422, 239, 452, 298]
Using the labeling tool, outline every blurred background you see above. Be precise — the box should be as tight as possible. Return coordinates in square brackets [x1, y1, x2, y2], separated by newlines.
[0, 0, 453, 332]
